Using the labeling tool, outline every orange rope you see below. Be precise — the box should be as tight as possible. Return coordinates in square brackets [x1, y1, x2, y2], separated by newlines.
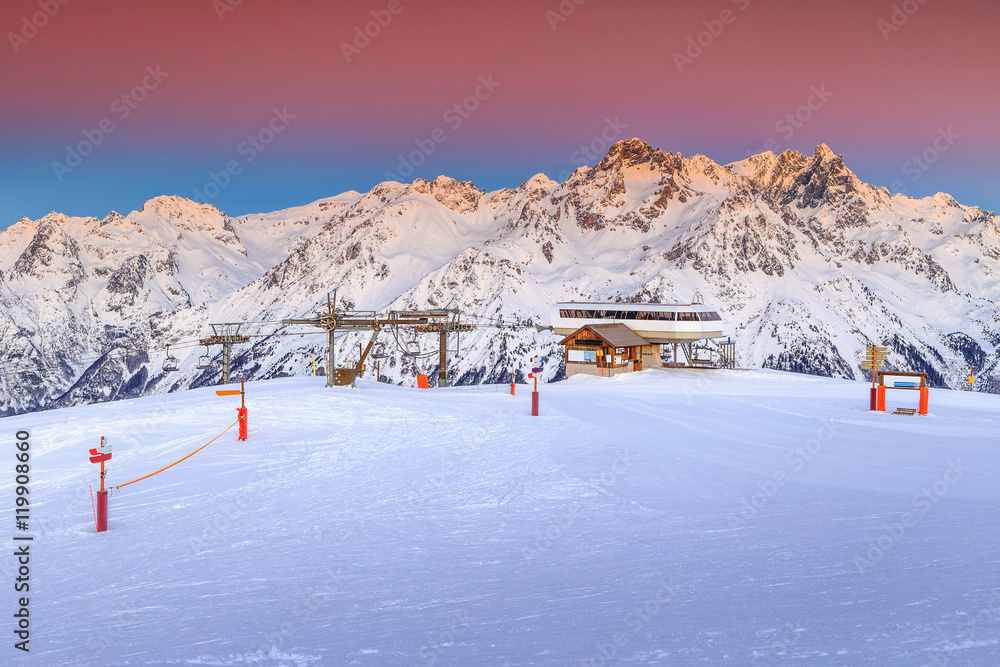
[89, 484, 97, 532]
[115, 417, 241, 491]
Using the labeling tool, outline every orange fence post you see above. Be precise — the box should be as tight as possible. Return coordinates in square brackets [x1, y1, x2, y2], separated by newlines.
[876, 385, 886, 412]
[918, 387, 929, 415]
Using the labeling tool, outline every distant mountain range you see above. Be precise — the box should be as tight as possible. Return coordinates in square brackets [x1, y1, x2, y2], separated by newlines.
[2, 138, 997, 414]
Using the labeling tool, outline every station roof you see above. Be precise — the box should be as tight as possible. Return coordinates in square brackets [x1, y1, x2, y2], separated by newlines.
[558, 323, 651, 348]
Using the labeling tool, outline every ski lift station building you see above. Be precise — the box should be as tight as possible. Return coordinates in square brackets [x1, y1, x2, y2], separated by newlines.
[550, 297, 731, 377]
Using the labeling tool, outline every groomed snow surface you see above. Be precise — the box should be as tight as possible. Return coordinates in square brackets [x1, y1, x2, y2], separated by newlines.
[3, 369, 1000, 666]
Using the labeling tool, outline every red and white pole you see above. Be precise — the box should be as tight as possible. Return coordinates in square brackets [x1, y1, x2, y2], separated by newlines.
[89, 436, 112, 533]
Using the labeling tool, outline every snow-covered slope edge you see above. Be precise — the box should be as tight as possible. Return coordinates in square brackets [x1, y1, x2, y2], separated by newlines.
[4, 370, 1000, 664]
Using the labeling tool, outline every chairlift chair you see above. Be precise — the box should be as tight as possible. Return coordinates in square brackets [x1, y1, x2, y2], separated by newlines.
[196, 346, 214, 370]
[162, 344, 180, 372]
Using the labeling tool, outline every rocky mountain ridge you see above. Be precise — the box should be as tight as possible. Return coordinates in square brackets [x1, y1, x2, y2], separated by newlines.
[1, 139, 997, 414]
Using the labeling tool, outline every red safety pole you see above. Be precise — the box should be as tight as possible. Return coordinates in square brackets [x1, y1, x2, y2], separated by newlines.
[89, 436, 112, 533]
[530, 374, 539, 416]
[96, 489, 108, 532]
[238, 380, 248, 441]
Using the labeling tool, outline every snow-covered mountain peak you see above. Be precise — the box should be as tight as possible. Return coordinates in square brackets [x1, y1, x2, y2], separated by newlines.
[133, 195, 226, 231]
[727, 144, 878, 210]
[595, 138, 665, 173]
[98, 210, 136, 229]
[404, 176, 484, 213]
[813, 142, 837, 161]
[519, 173, 558, 192]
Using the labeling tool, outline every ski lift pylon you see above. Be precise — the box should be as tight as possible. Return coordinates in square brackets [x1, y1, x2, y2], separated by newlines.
[163, 344, 179, 373]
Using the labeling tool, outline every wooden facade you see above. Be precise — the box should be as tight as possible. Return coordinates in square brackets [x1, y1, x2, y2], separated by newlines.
[558, 323, 661, 378]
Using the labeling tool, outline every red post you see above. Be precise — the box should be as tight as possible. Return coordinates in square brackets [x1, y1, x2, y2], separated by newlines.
[238, 406, 248, 441]
[510, 382, 515, 396]
[918, 387, 929, 415]
[870, 387, 877, 411]
[96, 490, 108, 532]
[238, 380, 248, 440]
[89, 437, 112, 533]
[531, 391, 539, 416]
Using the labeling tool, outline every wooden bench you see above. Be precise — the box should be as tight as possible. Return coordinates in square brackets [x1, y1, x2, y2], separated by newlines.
[892, 407, 918, 416]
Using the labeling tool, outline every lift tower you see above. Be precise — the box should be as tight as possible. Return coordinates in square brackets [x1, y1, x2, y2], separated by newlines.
[282, 295, 461, 387]
[414, 320, 473, 387]
[198, 323, 250, 384]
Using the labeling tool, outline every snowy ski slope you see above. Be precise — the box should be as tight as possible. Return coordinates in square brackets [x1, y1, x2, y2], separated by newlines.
[2, 369, 999, 665]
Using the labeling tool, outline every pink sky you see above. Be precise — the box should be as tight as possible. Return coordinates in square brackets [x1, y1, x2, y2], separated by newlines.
[2, 0, 998, 222]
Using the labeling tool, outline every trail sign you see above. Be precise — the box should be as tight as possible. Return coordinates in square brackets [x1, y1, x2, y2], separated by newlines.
[89, 436, 111, 465]
[862, 345, 888, 370]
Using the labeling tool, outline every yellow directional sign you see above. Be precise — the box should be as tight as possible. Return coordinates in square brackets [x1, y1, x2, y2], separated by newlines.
[862, 346, 888, 371]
